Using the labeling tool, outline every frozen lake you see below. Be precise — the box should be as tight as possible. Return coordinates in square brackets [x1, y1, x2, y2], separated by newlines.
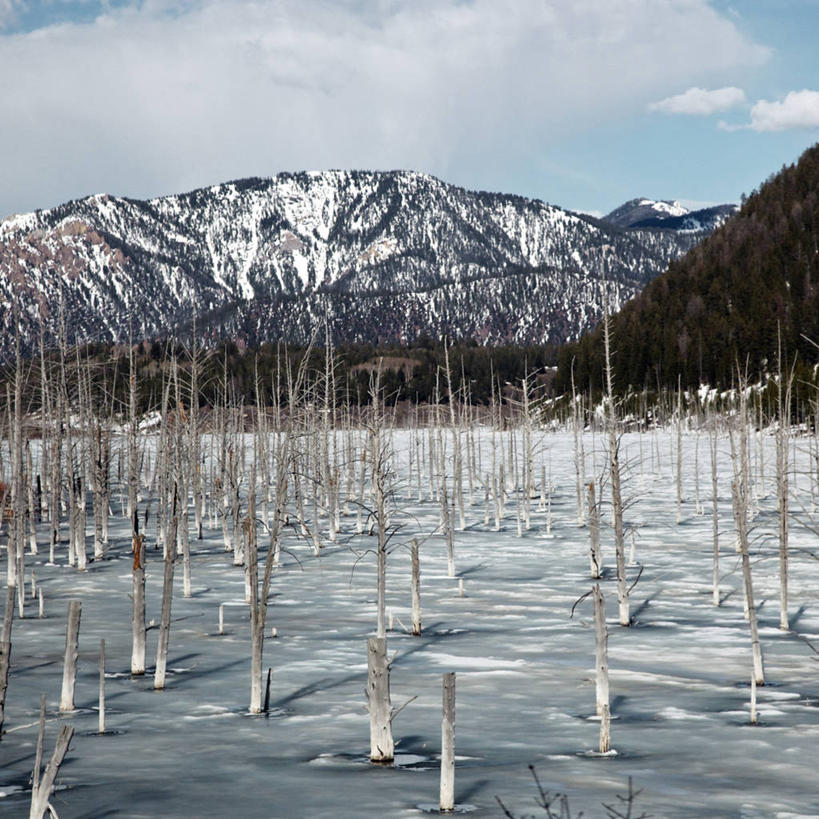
[2, 428, 818, 817]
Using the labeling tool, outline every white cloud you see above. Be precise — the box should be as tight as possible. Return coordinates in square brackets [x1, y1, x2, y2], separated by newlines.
[0, 0, 22, 29]
[648, 86, 746, 116]
[748, 90, 819, 132]
[0, 0, 770, 217]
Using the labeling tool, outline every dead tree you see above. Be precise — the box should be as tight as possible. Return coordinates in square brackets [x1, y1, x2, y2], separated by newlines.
[131, 513, 146, 675]
[588, 481, 602, 579]
[729, 386, 765, 686]
[368, 364, 391, 639]
[367, 636, 394, 763]
[189, 315, 204, 540]
[440, 672, 456, 812]
[29, 696, 74, 819]
[601, 276, 629, 626]
[59, 600, 81, 712]
[571, 362, 587, 527]
[675, 383, 683, 525]
[776, 343, 793, 631]
[171, 356, 192, 597]
[0, 641, 10, 738]
[593, 583, 611, 753]
[8, 310, 24, 593]
[98, 638, 105, 734]
[247, 348, 307, 713]
[411, 538, 422, 636]
[127, 326, 140, 526]
[709, 419, 720, 607]
[154, 486, 179, 691]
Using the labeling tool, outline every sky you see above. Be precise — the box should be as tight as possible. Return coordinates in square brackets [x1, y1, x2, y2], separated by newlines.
[1, 0, 818, 220]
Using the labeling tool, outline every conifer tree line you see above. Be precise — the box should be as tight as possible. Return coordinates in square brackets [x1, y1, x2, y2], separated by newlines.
[556, 142, 819, 396]
[0, 336, 558, 416]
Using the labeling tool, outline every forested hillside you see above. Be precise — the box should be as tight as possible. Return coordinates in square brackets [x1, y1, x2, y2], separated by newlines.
[556, 142, 819, 394]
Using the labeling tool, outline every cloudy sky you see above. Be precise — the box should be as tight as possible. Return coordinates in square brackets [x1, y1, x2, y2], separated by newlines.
[1, 0, 818, 219]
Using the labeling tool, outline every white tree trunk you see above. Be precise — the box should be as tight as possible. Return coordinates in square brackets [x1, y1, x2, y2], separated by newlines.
[587, 482, 601, 579]
[29, 724, 74, 819]
[439, 671, 456, 812]
[593, 584, 611, 753]
[367, 637, 394, 764]
[59, 600, 81, 712]
[154, 497, 178, 691]
[98, 638, 105, 734]
[411, 539, 422, 636]
[131, 529, 146, 675]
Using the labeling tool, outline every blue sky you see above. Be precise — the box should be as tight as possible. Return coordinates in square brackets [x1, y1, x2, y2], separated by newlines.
[1, 0, 818, 219]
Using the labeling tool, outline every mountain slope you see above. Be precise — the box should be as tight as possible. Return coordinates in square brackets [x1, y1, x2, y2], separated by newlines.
[556, 142, 819, 393]
[0, 171, 717, 356]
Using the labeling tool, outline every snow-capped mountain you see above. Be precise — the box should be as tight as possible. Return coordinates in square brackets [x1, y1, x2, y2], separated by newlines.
[0, 172, 727, 356]
[602, 197, 737, 232]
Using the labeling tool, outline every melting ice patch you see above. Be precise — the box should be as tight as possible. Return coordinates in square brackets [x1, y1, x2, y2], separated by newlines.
[421, 652, 526, 670]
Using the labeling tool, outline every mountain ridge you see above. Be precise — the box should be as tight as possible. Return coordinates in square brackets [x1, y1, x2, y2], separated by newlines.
[0, 170, 728, 357]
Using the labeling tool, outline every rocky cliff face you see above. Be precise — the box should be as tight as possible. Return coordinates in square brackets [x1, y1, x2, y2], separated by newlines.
[0, 171, 721, 355]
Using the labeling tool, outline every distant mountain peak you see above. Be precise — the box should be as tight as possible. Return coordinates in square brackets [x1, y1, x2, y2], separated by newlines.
[602, 197, 736, 233]
[604, 198, 688, 228]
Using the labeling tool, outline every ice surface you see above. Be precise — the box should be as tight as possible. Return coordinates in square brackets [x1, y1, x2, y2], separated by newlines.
[0, 430, 818, 817]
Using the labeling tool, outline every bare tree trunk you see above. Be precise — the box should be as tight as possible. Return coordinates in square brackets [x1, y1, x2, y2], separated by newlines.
[131, 520, 146, 675]
[127, 331, 139, 525]
[247, 501, 263, 713]
[25, 445, 37, 556]
[443, 342, 466, 532]
[588, 482, 601, 579]
[593, 583, 611, 753]
[439, 672, 456, 812]
[776, 342, 792, 631]
[0, 641, 10, 738]
[154, 488, 179, 691]
[59, 600, 81, 712]
[730, 402, 765, 686]
[601, 275, 629, 626]
[29, 721, 74, 819]
[442, 482, 455, 579]
[98, 638, 105, 734]
[75, 475, 87, 572]
[248, 347, 306, 714]
[8, 314, 24, 592]
[2, 586, 13, 644]
[710, 422, 720, 607]
[750, 675, 758, 725]
[367, 636, 394, 764]
[676, 384, 683, 524]
[47, 379, 62, 565]
[93, 423, 106, 560]
[411, 539, 422, 636]
[368, 366, 392, 639]
[190, 316, 204, 540]
[694, 429, 703, 515]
